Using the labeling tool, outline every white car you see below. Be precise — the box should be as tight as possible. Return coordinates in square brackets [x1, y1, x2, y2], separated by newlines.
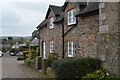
[0, 51, 3, 57]
[10, 52, 15, 56]
[16, 52, 23, 56]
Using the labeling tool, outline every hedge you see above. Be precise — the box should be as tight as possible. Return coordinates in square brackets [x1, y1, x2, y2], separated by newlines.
[24, 59, 36, 69]
[42, 53, 57, 74]
[17, 56, 25, 60]
[51, 57, 101, 79]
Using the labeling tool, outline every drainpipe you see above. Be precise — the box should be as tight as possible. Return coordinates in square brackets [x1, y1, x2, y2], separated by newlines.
[61, 23, 64, 58]
[38, 30, 40, 56]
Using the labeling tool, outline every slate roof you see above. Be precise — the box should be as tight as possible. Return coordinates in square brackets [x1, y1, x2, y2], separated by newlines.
[31, 38, 38, 45]
[54, 12, 64, 23]
[54, 2, 87, 23]
[36, 20, 47, 29]
[77, 2, 99, 16]
[37, 2, 99, 29]
[37, 5, 63, 30]
[62, 2, 87, 11]
[50, 5, 63, 15]
[45, 5, 63, 19]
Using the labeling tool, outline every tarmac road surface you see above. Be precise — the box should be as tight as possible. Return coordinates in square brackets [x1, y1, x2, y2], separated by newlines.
[2, 51, 41, 78]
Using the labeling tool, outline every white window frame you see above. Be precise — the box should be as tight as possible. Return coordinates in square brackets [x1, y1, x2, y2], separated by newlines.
[49, 17, 54, 29]
[87, 0, 89, 6]
[67, 9, 76, 25]
[67, 41, 77, 57]
[43, 42, 47, 59]
[50, 41, 54, 53]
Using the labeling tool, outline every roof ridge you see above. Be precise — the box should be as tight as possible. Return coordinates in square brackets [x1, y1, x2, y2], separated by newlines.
[49, 4, 62, 8]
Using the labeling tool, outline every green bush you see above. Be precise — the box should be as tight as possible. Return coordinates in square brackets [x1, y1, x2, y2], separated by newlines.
[82, 69, 115, 79]
[51, 57, 101, 79]
[17, 56, 25, 60]
[30, 46, 39, 50]
[29, 49, 36, 59]
[24, 59, 35, 66]
[22, 51, 28, 59]
[10, 48, 18, 53]
[42, 53, 57, 74]
[46, 53, 57, 67]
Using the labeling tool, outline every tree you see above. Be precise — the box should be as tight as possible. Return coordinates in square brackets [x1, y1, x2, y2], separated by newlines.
[8, 37, 14, 47]
[18, 37, 26, 44]
[2, 39, 8, 44]
[32, 30, 39, 39]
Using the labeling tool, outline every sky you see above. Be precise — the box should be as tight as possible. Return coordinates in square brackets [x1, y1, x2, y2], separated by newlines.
[0, 0, 65, 36]
[1, 0, 119, 37]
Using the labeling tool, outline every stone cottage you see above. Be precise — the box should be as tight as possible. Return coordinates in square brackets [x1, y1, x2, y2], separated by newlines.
[37, 1, 120, 77]
[55, 1, 120, 77]
[61, 2, 99, 58]
[37, 5, 63, 58]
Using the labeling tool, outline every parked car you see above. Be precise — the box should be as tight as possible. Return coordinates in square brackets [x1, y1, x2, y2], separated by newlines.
[0, 51, 3, 57]
[10, 52, 15, 56]
[16, 52, 23, 56]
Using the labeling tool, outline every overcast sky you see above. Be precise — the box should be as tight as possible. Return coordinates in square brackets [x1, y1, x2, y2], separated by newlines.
[0, 0, 65, 36]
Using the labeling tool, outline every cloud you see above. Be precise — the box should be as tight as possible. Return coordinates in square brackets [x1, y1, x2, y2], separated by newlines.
[1, 0, 65, 36]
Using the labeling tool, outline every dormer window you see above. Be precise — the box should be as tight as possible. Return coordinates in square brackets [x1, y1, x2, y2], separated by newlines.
[67, 9, 76, 25]
[49, 17, 54, 29]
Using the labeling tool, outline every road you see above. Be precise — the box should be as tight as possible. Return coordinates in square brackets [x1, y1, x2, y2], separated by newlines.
[1, 51, 42, 78]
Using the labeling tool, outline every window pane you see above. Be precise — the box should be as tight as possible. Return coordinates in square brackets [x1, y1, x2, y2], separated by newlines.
[73, 9, 76, 23]
[67, 9, 76, 25]
[50, 17, 54, 29]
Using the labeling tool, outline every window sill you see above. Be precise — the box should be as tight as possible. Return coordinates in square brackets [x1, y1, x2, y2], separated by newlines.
[68, 22, 76, 26]
[49, 28, 54, 30]
[42, 57, 47, 60]
[68, 55, 74, 57]
[50, 51, 54, 54]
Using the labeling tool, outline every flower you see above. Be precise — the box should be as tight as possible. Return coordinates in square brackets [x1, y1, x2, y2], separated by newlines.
[106, 73, 109, 76]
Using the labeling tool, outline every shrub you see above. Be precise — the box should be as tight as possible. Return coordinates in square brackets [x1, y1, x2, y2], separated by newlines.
[36, 47, 39, 56]
[17, 56, 25, 60]
[24, 59, 35, 66]
[42, 53, 58, 74]
[31, 46, 39, 50]
[51, 57, 101, 79]
[19, 46, 29, 52]
[82, 69, 115, 79]
[46, 53, 58, 67]
[22, 50, 29, 59]
[10, 48, 18, 53]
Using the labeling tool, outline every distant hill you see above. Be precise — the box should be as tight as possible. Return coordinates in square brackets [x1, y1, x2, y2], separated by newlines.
[0, 36, 31, 40]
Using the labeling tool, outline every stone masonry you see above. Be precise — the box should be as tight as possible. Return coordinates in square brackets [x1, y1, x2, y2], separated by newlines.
[97, 2, 120, 76]
[39, 6, 63, 58]
[37, 2, 120, 77]
[63, 2, 99, 58]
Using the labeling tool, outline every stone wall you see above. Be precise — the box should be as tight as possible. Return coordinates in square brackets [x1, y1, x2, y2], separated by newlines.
[39, 27, 49, 57]
[98, 2, 119, 77]
[39, 9, 62, 58]
[39, 2, 120, 77]
[118, 1, 120, 76]
[64, 2, 99, 58]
